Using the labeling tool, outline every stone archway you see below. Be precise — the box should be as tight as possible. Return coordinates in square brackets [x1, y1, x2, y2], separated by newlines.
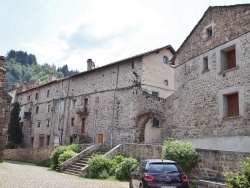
[134, 110, 165, 144]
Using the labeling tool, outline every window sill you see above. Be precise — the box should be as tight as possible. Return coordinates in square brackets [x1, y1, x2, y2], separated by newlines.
[223, 115, 241, 121]
[202, 69, 209, 73]
[219, 66, 239, 75]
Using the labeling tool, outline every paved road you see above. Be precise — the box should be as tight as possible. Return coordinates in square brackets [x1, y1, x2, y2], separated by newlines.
[0, 161, 129, 188]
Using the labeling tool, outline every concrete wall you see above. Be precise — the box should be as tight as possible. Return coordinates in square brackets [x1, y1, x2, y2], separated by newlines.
[4, 146, 55, 163]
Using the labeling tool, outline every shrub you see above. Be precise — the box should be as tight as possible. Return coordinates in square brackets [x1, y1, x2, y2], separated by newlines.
[224, 157, 250, 188]
[36, 158, 51, 167]
[111, 155, 125, 174]
[86, 154, 113, 179]
[115, 157, 138, 181]
[50, 144, 80, 170]
[58, 150, 77, 165]
[5, 141, 15, 149]
[162, 139, 198, 172]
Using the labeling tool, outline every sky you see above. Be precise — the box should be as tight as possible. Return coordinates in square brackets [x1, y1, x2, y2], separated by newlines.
[1, 0, 249, 72]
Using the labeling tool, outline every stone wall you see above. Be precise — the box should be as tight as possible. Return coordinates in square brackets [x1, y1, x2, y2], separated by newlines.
[4, 146, 55, 163]
[173, 4, 250, 148]
[0, 56, 11, 162]
[176, 4, 250, 65]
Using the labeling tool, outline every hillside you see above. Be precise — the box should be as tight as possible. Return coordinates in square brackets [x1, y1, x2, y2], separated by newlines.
[4, 50, 79, 90]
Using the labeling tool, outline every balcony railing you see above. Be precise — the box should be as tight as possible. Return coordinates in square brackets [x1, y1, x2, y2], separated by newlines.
[76, 105, 88, 116]
[23, 112, 32, 120]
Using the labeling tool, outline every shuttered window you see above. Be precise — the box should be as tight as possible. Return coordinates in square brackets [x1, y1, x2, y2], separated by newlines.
[227, 93, 239, 117]
[227, 49, 236, 69]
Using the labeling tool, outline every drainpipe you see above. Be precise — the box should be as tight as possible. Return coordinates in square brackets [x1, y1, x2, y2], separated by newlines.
[93, 109, 97, 144]
[111, 65, 119, 148]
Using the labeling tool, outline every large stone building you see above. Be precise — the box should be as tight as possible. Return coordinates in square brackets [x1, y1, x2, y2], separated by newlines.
[14, 46, 175, 148]
[172, 4, 250, 152]
[0, 56, 11, 161]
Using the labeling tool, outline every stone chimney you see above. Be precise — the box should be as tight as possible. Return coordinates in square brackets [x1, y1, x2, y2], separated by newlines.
[87, 59, 95, 71]
[0, 56, 11, 162]
[49, 72, 56, 81]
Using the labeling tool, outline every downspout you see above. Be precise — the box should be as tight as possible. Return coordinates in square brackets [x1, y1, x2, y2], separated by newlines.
[111, 65, 119, 148]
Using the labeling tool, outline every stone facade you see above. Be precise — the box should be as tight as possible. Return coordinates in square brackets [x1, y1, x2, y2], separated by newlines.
[13, 46, 175, 148]
[0, 56, 11, 162]
[172, 4, 250, 151]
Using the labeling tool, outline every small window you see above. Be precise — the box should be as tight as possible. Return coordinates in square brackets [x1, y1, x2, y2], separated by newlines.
[47, 120, 50, 126]
[206, 27, 213, 38]
[152, 92, 159, 97]
[72, 99, 76, 109]
[152, 117, 159, 127]
[31, 137, 34, 147]
[47, 135, 50, 146]
[203, 56, 209, 71]
[27, 95, 30, 101]
[48, 105, 50, 112]
[37, 122, 41, 127]
[163, 56, 169, 64]
[71, 117, 75, 126]
[47, 90, 50, 98]
[35, 92, 39, 100]
[36, 106, 39, 114]
[226, 93, 239, 117]
[84, 98, 88, 106]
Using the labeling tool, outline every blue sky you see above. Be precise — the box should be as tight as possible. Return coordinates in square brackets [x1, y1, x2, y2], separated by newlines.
[1, 0, 249, 71]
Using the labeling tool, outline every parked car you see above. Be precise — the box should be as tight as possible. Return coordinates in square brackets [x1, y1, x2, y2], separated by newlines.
[130, 159, 189, 188]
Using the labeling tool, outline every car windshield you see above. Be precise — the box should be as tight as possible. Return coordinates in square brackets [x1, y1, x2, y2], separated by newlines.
[147, 163, 182, 173]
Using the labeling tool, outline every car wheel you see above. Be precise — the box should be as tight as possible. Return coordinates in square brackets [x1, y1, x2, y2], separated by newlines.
[139, 183, 144, 188]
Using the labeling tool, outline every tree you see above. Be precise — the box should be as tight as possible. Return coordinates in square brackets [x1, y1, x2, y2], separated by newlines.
[7, 102, 23, 145]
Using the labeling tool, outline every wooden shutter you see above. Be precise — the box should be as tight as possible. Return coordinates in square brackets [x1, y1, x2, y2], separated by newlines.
[227, 93, 239, 117]
[227, 49, 236, 69]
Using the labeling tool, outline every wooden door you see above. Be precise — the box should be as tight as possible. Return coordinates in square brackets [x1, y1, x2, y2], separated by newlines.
[39, 136, 44, 147]
[98, 134, 103, 144]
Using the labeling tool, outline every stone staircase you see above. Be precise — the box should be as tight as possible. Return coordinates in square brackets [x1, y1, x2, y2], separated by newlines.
[62, 147, 110, 176]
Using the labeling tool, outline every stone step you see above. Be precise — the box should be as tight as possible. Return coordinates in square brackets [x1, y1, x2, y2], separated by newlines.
[63, 168, 81, 175]
[197, 180, 226, 188]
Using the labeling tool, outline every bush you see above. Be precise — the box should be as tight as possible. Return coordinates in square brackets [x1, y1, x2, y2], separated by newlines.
[50, 144, 79, 170]
[115, 157, 138, 181]
[36, 158, 51, 167]
[162, 139, 198, 172]
[86, 154, 113, 179]
[58, 150, 77, 165]
[224, 157, 250, 188]
[5, 141, 15, 149]
[111, 155, 125, 174]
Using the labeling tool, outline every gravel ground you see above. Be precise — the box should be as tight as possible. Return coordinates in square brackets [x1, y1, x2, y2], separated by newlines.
[0, 161, 129, 188]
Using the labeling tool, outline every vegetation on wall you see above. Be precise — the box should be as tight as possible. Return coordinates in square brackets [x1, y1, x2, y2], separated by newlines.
[4, 50, 79, 90]
[224, 157, 250, 188]
[7, 102, 23, 146]
[162, 139, 198, 172]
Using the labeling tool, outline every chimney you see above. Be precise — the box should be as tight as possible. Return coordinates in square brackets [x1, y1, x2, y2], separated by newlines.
[49, 72, 56, 81]
[87, 59, 95, 71]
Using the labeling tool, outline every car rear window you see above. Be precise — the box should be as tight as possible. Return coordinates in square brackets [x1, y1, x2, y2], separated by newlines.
[147, 163, 183, 173]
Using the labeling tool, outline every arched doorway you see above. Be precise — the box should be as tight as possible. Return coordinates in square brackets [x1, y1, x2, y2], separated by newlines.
[134, 111, 164, 144]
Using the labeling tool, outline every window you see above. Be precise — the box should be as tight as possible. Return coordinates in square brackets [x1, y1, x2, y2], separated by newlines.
[48, 104, 50, 112]
[152, 92, 159, 97]
[220, 45, 236, 71]
[36, 106, 39, 114]
[72, 99, 76, 109]
[47, 135, 50, 146]
[152, 117, 159, 127]
[31, 137, 34, 147]
[35, 92, 39, 100]
[163, 56, 169, 64]
[27, 95, 30, 101]
[84, 98, 88, 106]
[206, 26, 213, 38]
[47, 120, 50, 127]
[71, 117, 75, 126]
[226, 93, 239, 117]
[203, 56, 209, 71]
[47, 90, 50, 98]
[37, 122, 41, 127]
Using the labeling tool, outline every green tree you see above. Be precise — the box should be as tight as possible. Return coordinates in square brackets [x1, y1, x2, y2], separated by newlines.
[7, 102, 23, 145]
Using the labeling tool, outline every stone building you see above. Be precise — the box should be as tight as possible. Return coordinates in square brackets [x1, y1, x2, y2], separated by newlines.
[14, 45, 175, 148]
[0, 56, 11, 161]
[172, 4, 250, 152]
